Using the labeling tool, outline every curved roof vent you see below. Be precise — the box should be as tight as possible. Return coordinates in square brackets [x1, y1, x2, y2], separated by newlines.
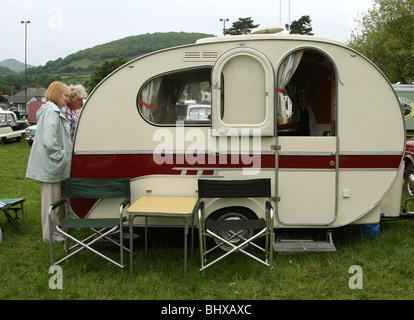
[251, 25, 284, 35]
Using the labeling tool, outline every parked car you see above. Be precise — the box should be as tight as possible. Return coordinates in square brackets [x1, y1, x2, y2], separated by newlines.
[404, 137, 414, 195]
[25, 124, 37, 146]
[186, 104, 211, 121]
[0, 110, 29, 146]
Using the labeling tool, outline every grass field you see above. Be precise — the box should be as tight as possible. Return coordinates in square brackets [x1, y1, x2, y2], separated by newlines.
[1, 140, 414, 302]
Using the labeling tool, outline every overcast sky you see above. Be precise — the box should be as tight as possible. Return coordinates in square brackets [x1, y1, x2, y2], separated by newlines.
[1, 0, 374, 66]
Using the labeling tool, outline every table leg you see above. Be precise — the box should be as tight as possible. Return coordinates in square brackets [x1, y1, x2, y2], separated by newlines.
[144, 217, 148, 254]
[191, 215, 194, 256]
[184, 218, 188, 280]
[21, 202, 26, 224]
[129, 214, 134, 281]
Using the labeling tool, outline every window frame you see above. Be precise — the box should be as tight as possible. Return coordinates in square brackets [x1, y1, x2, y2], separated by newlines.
[136, 66, 213, 127]
[210, 47, 275, 137]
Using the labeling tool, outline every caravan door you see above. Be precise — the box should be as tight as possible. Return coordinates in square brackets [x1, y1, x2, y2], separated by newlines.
[275, 49, 338, 225]
[276, 136, 338, 225]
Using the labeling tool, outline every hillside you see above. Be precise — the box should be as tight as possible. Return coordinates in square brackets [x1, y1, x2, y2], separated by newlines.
[0, 32, 215, 88]
[62, 32, 214, 68]
[0, 58, 35, 73]
[28, 32, 213, 77]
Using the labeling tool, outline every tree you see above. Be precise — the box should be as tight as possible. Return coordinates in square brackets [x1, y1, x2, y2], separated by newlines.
[88, 56, 127, 92]
[224, 17, 259, 35]
[286, 15, 314, 35]
[348, 0, 414, 83]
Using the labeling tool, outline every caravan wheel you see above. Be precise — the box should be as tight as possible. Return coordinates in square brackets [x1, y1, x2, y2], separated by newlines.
[405, 162, 414, 196]
[206, 207, 258, 252]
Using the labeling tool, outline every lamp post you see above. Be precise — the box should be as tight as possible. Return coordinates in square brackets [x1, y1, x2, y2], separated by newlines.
[21, 20, 30, 114]
[279, 0, 291, 32]
[220, 18, 229, 36]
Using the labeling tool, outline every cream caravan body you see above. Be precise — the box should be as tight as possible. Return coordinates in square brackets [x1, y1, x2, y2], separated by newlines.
[71, 29, 405, 232]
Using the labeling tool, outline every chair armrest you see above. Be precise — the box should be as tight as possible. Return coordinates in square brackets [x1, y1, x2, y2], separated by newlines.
[197, 201, 205, 228]
[198, 200, 205, 211]
[121, 197, 130, 208]
[265, 200, 274, 222]
[265, 200, 273, 210]
[51, 197, 66, 210]
[120, 198, 131, 219]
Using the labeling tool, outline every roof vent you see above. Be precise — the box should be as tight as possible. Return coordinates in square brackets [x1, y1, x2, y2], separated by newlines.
[183, 51, 219, 61]
[251, 25, 284, 35]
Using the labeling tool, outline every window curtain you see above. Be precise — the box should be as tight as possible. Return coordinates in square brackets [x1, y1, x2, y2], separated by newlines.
[159, 78, 186, 124]
[277, 50, 304, 125]
[139, 78, 162, 122]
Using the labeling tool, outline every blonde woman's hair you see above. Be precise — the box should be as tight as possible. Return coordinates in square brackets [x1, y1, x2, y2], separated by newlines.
[69, 84, 87, 104]
[45, 81, 71, 105]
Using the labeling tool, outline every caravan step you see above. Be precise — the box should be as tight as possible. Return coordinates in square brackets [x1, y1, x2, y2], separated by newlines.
[274, 229, 336, 252]
[274, 240, 336, 252]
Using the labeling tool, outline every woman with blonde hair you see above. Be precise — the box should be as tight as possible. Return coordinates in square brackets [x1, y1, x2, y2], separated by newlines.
[26, 81, 72, 242]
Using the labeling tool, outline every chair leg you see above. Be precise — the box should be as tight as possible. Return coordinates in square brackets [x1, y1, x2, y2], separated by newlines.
[198, 208, 205, 271]
[54, 226, 125, 268]
[119, 226, 124, 270]
[200, 228, 269, 271]
[269, 231, 274, 269]
[49, 236, 54, 266]
[49, 206, 55, 266]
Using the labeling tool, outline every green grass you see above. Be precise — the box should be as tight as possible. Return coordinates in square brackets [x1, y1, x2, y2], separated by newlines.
[1, 140, 414, 300]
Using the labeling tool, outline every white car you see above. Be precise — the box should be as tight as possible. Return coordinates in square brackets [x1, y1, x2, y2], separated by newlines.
[186, 104, 211, 121]
[25, 124, 37, 146]
[0, 110, 28, 146]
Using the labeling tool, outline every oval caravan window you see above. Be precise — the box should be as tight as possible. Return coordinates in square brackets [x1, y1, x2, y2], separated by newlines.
[211, 47, 275, 136]
[137, 67, 212, 126]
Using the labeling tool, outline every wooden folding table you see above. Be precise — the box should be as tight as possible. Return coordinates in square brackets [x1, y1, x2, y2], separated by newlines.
[128, 196, 198, 280]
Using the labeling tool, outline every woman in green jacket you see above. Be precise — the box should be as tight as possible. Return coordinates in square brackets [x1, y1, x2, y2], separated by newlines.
[26, 81, 72, 242]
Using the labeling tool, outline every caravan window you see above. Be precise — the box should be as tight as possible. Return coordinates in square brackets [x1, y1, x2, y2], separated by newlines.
[210, 48, 275, 136]
[277, 49, 337, 136]
[137, 68, 211, 125]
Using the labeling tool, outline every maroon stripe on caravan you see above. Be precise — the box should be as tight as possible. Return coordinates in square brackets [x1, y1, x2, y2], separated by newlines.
[339, 154, 402, 169]
[71, 153, 402, 178]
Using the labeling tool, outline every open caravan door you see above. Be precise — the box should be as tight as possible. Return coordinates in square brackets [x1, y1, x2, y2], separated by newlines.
[275, 49, 339, 226]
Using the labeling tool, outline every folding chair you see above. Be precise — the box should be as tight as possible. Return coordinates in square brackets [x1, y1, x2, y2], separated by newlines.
[0, 198, 26, 224]
[49, 178, 130, 269]
[197, 179, 274, 271]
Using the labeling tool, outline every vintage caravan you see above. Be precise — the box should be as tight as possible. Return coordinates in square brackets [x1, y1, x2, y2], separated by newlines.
[71, 27, 405, 250]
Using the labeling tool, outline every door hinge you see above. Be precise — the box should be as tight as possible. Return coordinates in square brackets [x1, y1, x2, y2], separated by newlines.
[271, 145, 281, 151]
[271, 197, 281, 202]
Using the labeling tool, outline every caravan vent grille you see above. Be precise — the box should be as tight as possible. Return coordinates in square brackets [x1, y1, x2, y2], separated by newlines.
[183, 51, 219, 61]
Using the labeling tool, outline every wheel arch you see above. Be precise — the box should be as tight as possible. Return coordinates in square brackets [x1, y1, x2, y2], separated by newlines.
[202, 197, 265, 221]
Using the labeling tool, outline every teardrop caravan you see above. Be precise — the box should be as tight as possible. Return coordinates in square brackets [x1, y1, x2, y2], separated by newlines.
[71, 29, 405, 242]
